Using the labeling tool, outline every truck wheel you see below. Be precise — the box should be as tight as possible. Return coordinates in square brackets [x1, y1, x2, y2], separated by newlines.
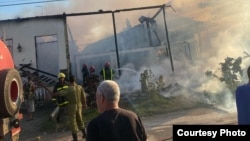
[0, 69, 23, 117]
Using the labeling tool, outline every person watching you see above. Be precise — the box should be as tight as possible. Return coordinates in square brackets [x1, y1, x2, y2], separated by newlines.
[86, 80, 147, 141]
[235, 65, 250, 124]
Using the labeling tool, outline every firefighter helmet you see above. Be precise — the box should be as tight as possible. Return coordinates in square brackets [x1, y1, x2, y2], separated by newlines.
[89, 66, 95, 73]
[105, 62, 110, 68]
[57, 72, 65, 78]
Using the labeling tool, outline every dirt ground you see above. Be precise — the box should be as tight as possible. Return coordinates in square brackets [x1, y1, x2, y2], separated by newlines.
[17, 103, 237, 141]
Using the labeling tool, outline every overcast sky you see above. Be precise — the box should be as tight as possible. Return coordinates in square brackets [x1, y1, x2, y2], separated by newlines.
[0, 0, 248, 24]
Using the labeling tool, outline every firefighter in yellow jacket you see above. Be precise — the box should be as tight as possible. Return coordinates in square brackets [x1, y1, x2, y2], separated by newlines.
[100, 62, 115, 80]
[58, 75, 87, 141]
[52, 72, 69, 123]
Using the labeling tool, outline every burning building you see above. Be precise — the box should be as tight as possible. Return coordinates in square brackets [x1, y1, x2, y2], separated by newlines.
[0, 4, 213, 86]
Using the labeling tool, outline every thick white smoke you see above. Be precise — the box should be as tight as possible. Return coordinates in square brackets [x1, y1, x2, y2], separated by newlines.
[115, 0, 250, 112]
[2, 0, 250, 112]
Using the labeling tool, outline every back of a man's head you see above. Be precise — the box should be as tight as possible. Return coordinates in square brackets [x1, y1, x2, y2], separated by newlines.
[97, 80, 120, 102]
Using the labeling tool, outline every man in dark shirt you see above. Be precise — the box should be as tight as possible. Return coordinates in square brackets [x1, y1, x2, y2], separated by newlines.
[235, 65, 250, 124]
[86, 80, 147, 141]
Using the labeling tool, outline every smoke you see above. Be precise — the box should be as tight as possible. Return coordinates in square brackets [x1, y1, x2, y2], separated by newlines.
[175, 0, 250, 112]
[40, 1, 250, 106]
[115, 63, 141, 93]
[0, 0, 171, 50]
[3, 0, 249, 111]
[65, 0, 170, 51]
[65, 0, 168, 13]
[112, 0, 250, 112]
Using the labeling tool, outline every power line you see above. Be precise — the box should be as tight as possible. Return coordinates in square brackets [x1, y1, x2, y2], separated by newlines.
[0, 0, 67, 7]
[1, 0, 41, 4]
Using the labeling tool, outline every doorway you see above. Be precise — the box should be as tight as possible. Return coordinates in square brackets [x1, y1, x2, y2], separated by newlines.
[35, 34, 59, 76]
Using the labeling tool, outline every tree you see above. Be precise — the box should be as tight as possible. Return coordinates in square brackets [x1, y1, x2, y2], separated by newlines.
[140, 68, 165, 94]
[206, 56, 243, 94]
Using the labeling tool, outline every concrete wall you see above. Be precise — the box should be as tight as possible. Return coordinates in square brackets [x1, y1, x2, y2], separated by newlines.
[0, 17, 67, 72]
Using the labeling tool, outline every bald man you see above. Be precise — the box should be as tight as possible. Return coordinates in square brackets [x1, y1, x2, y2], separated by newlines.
[86, 80, 147, 141]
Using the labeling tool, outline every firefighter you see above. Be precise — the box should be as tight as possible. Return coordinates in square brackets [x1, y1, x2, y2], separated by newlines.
[87, 66, 100, 84]
[85, 66, 100, 107]
[99, 62, 115, 81]
[81, 63, 89, 86]
[58, 75, 87, 140]
[52, 72, 69, 123]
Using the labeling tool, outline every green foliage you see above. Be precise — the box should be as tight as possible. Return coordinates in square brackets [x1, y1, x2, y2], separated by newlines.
[39, 106, 99, 132]
[132, 89, 205, 117]
[205, 70, 213, 77]
[156, 75, 165, 90]
[140, 68, 165, 93]
[219, 57, 243, 92]
[206, 56, 243, 93]
[83, 108, 99, 123]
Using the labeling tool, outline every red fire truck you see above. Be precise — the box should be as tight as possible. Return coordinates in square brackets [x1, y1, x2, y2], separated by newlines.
[0, 40, 23, 141]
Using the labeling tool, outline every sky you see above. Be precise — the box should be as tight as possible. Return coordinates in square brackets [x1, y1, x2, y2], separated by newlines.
[0, 0, 170, 20]
[0, 0, 249, 26]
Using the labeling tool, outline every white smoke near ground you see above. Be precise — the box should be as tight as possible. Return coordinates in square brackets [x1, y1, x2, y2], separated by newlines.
[115, 63, 141, 93]
[155, 30, 247, 111]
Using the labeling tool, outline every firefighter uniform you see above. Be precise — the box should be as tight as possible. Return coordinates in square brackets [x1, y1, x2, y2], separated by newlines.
[52, 73, 69, 123]
[54, 85, 69, 106]
[86, 66, 100, 107]
[59, 75, 87, 140]
[100, 62, 114, 80]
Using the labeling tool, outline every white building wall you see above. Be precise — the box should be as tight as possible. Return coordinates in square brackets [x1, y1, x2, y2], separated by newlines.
[0, 17, 67, 71]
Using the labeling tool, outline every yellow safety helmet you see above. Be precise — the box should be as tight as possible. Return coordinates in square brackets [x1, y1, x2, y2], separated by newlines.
[57, 72, 65, 78]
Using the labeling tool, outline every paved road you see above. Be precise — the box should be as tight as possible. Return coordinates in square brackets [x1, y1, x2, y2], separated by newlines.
[19, 105, 237, 141]
[144, 105, 237, 141]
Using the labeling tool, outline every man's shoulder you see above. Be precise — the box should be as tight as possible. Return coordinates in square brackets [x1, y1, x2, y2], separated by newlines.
[88, 114, 103, 125]
[78, 84, 83, 88]
[237, 84, 250, 89]
[236, 84, 250, 93]
[120, 108, 137, 116]
[54, 82, 68, 88]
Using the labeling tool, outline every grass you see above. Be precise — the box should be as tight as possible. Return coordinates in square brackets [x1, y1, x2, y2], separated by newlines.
[38, 105, 99, 132]
[130, 93, 178, 117]
[39, 90, 203, 132]
[124, 90, 207, 117]
[83, 108, 99, 123]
